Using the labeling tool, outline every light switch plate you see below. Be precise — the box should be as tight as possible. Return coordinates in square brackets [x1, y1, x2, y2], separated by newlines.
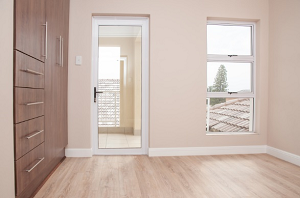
[75, 56, 82, 65]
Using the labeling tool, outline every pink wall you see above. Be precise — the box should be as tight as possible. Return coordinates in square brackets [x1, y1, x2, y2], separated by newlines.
[67, 0, 269, 149]
[268, 0, 300, 156]
[1, 0, 299, 196]
[0, 0, 15, 197]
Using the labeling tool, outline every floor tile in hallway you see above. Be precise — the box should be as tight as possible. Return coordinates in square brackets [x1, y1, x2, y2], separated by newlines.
[99, 133, 141, 148]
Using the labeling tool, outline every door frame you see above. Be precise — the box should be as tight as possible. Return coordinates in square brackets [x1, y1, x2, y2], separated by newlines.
[91, 16, 149, 155]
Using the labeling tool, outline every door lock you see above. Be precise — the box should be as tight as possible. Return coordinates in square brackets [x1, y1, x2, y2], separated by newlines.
[94, 87, 103, 102]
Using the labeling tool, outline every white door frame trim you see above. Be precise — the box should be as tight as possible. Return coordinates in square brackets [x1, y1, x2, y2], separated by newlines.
[91, 16, 149, 155]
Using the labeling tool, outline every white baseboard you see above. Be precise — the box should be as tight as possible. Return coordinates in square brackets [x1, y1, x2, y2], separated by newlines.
[64, 146, 300, 167]
[149, 145, 267, 157]
[65, 148, 93, 157]
[267, 146, 300, 167]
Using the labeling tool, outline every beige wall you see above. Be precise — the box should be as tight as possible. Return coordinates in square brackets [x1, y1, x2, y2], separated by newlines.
[67, 0, 269, 149]
[0, 0, 15, 197]
[1, 0, 297, 196]
[268, 0, 300, 156]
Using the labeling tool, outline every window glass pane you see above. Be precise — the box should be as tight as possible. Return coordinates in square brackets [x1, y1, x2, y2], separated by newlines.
[207, 62, 251, 93]
[207, 24, 252, 55]
[206, 98, 253, 132]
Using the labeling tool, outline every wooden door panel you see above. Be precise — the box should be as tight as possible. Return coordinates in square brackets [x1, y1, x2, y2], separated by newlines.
[55, 0, 65, 155]
[14, 50, 45, 89]
[61, 0, 70, 148]
[14, 116, 45, 160]
[14, 0, 46, 62]
[14, 88, 44, 123]
[45, 0, 64, 164]
[45, 0, 56, 164]
[15, 143, 45, 196]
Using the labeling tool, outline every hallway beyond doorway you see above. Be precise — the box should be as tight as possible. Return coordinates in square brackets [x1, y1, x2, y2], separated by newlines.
[99, 133, 141, 148]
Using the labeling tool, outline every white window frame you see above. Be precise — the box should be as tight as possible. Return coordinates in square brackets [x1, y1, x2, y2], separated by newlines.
[206, 20, 256, 134]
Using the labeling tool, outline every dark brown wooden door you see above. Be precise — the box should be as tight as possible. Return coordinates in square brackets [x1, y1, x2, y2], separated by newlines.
[44, 0, 69, 167]
[44, 0, 63, 165]
[14, 0, 46, 62]
[61, 0, 70, 148]
[55, 0, 66, 158]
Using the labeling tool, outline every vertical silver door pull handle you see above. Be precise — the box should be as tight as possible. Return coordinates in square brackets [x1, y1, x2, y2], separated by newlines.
[25, 158, 44, 172]
[22, 69, 44, 75]
[59, 36, 62, 66]
[62, 37, 64, 67]
[24, 102, 44, 106]
[42, 22, 47, 59]
[26, 130, 44, 139]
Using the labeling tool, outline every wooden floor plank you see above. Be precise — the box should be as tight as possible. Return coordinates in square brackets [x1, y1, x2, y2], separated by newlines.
[133, 156, 166, 198]
[34, 154, 300, 198]
[118, 156, 142, 198]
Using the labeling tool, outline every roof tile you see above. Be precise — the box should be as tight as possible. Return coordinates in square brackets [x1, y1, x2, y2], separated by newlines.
[207, 98, 251, 132]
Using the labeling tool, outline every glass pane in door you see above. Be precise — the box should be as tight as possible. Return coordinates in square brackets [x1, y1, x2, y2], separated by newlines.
[97, 26, 142, 149]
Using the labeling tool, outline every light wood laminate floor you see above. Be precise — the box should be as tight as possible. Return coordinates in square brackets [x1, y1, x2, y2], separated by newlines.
[35, 154, 300, 198]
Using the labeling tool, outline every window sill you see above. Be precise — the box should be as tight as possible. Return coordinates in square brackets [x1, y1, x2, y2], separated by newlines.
[206, 132, 258, 136]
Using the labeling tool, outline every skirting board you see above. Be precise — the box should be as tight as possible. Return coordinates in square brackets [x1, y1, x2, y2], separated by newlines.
[267, 146, 300, 167]
[65, 148, 93, 157]
[149, 145, 267, 157]
[65, 146, 300, 167]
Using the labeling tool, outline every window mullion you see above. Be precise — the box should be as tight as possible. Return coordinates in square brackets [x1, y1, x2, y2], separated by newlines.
[207, 55, 254, 62]
[207, 93, 254, 98]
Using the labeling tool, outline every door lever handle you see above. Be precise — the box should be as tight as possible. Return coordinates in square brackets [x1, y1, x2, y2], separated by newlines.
[94, 87, 103, 103]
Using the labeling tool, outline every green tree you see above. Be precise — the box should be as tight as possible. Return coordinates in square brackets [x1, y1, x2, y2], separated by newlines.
[210, 65, 228, 106]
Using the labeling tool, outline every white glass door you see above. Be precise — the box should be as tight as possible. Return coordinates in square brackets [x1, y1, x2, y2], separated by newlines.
[92, 17, 149, 155]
